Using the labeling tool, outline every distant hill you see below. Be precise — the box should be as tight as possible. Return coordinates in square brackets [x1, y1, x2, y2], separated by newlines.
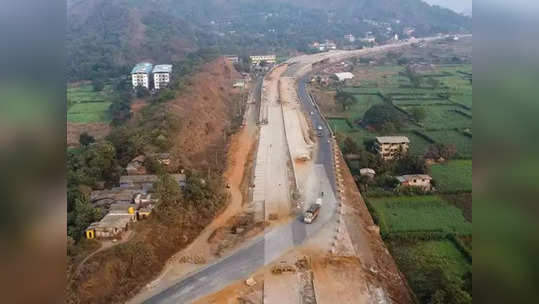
[67, 0, 471, 81]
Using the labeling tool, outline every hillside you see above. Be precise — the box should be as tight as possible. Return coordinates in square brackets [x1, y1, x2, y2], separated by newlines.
[67, 0, 471, 81]
[67, 58, 242, 304]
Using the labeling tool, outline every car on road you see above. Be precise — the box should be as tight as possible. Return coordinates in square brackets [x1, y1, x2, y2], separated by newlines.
[316, 131, 323, 137]
[310, 111, 314, 115]
[317, 125, 323, 130]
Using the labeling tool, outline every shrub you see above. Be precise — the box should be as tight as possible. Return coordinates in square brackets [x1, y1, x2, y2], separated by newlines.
[92, 79, 105, 91]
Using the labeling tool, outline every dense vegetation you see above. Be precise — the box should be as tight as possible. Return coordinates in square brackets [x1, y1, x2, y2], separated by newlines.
[67, 0, 471, 81]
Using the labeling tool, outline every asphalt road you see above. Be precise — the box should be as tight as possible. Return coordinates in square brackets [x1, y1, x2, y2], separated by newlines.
[297, 75, 336, 193]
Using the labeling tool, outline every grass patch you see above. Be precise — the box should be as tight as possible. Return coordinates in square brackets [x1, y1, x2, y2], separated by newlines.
[370, 195, 471, 235]
[328, 118, 354, 132]
[390, 239, 471, 303]
[401, 105, 472, 129]
[423, 130, 472, 157]
[67, 102, 112, 123]
[430, 160, 472, 193]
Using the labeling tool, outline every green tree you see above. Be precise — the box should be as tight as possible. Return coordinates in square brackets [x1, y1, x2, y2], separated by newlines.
[342, 137, 359, 154]
[79, 132, 95, 147]
[405, 66, 421, 88]
[363, 104, 404, 131]
[68, 197, 103, 240]
[335, 89, 355, 110]
[92, 79, 105, 91]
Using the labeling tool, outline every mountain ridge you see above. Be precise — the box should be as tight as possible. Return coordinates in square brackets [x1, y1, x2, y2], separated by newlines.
[67, 0, 471, 81]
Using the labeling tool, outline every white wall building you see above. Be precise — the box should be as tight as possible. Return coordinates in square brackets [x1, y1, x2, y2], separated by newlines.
[152, 64, 173, 90]
[334, 72, 355, 82]
[344, 34, 356, 42]
[250, 54, 276, 65]
[131, 62, 153, 90]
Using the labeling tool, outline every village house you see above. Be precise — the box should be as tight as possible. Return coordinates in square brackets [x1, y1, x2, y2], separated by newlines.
[224, 55, 239, 63]
[250, 54, 276, 65]
[396, 174, 433, 191]
[375, 136, 410, 160]
[90, 188, 142, 207]
[131, 62, 153, 90]
[360, 168, 376, 178]
[152, 64, 173, 90]
[119, 174, 186, 190]
[85, 209, 135, 240]
[344, 33, 356, 42]
[333, 72, 355, 82]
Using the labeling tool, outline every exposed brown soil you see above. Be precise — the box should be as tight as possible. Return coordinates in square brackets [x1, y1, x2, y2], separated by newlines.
[168, 58, 241, 172]
[67, 122, 111, 147]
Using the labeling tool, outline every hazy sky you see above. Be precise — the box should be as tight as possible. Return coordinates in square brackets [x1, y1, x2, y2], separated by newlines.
[423, 0, 472, 14]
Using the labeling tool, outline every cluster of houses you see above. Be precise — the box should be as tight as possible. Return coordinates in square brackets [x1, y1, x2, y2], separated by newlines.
[310, 40, 337, 52]
[84, 153, 186, 240]
[359, 136, 433, 191]
[131, 62, 173, 91]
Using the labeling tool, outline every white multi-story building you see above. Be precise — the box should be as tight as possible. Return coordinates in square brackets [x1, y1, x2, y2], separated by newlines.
[152, 64, 173, 90]
[249, 54, 276, 65]
[131, 62, 153, 90]
[344, 33, 356, 42]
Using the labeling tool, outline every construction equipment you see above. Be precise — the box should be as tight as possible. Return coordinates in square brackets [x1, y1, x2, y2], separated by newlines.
[303, 197, 322, 224]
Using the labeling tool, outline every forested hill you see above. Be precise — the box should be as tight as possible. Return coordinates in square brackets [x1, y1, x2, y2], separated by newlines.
[67, 0, 471, 81]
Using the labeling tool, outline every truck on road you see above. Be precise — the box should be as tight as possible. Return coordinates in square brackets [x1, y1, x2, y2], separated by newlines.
[304, 197, 322, 224]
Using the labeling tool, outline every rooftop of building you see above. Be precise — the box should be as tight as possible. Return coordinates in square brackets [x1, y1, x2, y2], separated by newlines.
[131, 62, 154, 74]
[91, 212, 133, 229]
[152, 64, 173, 73]
[396, 174, 432, 182]
[376, 136, 410, 144]
[120, 174, 186, 184]
[334, 72, 354, 78]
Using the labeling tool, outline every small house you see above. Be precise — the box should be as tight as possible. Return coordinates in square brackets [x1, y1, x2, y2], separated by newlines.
[333, 72, 354, 82]
[85, 212, 135, 239]
[360, 168, 376, 178]
[396, 174, 432, 191]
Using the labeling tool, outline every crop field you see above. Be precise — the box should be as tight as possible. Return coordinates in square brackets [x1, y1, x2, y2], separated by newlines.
[347, 94, 384, 121]
[401, 104, 472, 129]
[422, 130, 472, 157]
[67, 83, 113, 123]
[67, 102, 112, 123]
[328, 118, 354, 132]
[392, 98, 450, 106]
[370, 195, 472, 235]
[430, 159, 472, 193]
[390, 239, 471, 301]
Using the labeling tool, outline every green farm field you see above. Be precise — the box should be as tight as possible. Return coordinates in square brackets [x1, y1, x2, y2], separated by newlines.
[67, 83, 113, 123]
[390, 239, 471, 302]
[422, 129, 472, 157]
[67, 102, 112, 123]
[401, 104, 472, 129]
[430, 159, 472, 193]
[370, 195, 471, 235]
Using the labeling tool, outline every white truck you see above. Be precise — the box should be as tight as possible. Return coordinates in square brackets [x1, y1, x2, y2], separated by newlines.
[304, 197, 322, 224]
